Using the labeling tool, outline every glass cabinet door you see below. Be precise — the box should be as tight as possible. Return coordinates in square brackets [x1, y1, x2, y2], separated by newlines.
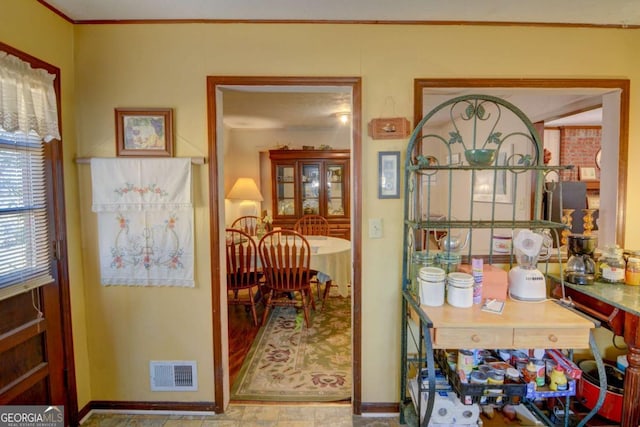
[275, 164, 296, 216]
[269, 150, 350, 234]
[300, 163, 320, 215]
[326, 163, 346, 217]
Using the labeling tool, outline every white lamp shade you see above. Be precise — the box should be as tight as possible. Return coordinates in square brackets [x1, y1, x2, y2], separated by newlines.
[226, 177, 264, 201]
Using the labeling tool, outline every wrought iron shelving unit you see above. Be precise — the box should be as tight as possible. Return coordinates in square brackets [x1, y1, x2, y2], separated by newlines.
[398, 95, 603, 427]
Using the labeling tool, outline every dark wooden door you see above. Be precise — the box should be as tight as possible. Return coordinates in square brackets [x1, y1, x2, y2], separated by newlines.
[0, 284, 66, 405]
[0, 140, 74, 424]
[0, 42, 76, 425]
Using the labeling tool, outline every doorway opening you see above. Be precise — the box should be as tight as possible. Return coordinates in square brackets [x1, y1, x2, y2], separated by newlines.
[416, 78, 628, 249]
[207, 76, 362, 413]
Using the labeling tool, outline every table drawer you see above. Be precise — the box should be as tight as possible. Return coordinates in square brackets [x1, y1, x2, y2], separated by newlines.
[434, 328, 513, 348]
[513, 328, 591, 349]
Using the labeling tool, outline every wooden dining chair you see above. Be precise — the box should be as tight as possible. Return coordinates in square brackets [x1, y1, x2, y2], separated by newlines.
[294, 214, 333, 309]
[231, 215, 260, 236]
[225, 228, 263, 326]
[258, 229, 316, 327]
[293, 214, 330, 236]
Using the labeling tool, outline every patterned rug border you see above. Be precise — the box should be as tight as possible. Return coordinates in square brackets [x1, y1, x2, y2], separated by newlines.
[231, 296, 352, 402]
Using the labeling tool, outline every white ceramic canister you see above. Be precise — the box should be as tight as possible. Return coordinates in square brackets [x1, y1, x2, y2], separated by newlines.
[418, 266, 446, 306]
[446, 272, 474, 308]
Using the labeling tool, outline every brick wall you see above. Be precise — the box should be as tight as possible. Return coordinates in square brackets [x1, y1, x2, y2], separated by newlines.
[558, 126, 601, 181]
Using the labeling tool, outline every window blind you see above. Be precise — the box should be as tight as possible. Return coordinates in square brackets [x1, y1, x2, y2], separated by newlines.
[0, 132, 53, 300]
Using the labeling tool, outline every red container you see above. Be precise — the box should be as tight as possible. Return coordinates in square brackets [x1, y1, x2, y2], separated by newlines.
[576, 360, 624, 423]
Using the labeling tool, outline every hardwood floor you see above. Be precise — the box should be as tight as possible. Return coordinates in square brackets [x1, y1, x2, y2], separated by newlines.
[228, 303, 265, 386]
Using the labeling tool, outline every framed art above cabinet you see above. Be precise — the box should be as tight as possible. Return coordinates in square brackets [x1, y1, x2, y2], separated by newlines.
[269, 149, 350, 239]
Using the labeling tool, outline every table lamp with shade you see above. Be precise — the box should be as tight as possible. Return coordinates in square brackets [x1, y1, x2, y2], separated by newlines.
[226, 177, 264, 216]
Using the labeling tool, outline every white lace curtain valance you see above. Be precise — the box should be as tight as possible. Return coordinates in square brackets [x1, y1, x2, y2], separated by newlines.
[0, 51, 60, 142]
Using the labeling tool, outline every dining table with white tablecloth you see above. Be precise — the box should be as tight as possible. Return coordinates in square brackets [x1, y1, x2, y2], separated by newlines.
[237, 233, 352, 297]
[305, 235, 352, 297]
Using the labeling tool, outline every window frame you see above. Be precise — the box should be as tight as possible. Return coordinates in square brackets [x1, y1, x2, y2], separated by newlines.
[0, 133, 55, 298]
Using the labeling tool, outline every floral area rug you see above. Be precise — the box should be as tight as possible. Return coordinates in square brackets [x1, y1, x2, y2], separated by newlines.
[231, 295, 352, 402]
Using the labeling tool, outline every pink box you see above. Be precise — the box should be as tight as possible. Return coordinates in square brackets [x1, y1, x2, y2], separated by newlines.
[457, 263, 508, 301]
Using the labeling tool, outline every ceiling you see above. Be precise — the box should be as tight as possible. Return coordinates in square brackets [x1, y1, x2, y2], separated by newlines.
[41, 0, 640, 26]
[218, 86, 603, 131]
[422, 88, 605, 129]
[221, 88, 353, 130]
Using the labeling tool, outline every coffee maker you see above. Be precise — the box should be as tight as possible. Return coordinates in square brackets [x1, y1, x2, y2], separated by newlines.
[565, 234, 597, 285]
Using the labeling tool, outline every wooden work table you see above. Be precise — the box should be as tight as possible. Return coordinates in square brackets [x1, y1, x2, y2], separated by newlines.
[419, 299, 594, 350]
[551, 279, 640, 427]
[406, 296, 596, 426]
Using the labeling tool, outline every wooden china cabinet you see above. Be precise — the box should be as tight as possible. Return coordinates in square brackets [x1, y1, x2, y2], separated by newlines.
[269, 149, 350, 240]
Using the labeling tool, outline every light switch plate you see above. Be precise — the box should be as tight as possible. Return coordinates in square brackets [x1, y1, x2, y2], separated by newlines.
[369, 218, 383, 238]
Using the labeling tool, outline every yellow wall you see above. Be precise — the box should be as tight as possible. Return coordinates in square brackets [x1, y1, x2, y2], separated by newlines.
[72, 22, 640, 404]
[0, 0, 92, 410]
[4, 0, 640, 409]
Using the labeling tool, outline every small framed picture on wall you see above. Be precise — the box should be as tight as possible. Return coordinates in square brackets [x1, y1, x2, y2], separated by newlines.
[115, 108, 174, 157]
[579, 166, 597, 181]
[378, 151, 400, 199]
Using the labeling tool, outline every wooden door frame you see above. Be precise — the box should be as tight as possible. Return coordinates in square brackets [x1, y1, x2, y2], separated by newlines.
[207, 76, 362, 413]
